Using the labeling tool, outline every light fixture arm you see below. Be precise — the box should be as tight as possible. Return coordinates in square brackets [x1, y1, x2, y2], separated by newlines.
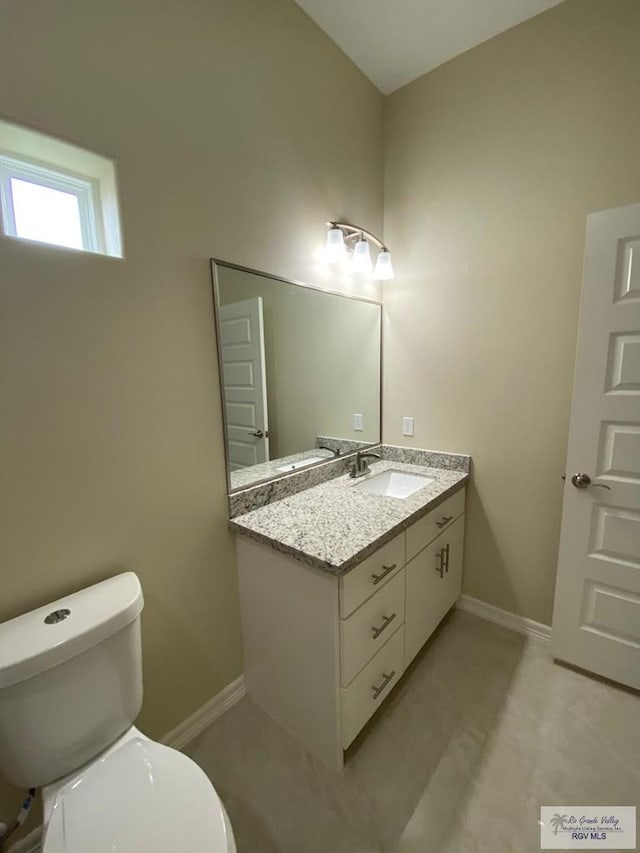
[326, 221, 388, 252]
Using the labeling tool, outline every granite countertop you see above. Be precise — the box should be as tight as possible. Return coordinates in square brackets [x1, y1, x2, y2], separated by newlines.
[229, 447, 335, 491]
[229, 459, 469, 575]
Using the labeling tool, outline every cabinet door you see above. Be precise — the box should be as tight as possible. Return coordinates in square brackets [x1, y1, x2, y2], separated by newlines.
[405, 515, 465, 665]
[439, 514, 464, 613]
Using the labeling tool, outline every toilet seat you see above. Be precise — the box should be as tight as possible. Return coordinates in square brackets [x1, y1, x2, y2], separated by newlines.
[42, 736, 234, 852]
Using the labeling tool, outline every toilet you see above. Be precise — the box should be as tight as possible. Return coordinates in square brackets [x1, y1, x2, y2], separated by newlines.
[0, 573, 236, 852]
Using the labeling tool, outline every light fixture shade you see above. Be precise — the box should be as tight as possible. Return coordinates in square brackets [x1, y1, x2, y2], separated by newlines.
[373, 250, 394, 280]
[351, 237, 372, 274]
[325, 227, 346, 263]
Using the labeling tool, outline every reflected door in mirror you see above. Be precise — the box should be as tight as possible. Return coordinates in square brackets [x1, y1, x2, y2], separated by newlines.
[219, 297, 270, 469]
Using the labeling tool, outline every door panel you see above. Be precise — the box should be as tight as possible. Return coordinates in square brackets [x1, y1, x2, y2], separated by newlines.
[582, 581, 640, 646]
[552, 202, 640, 688]
[590, 504, 640, 566]
[615, 236, 640, 302]
[606, 332, 640, 393]
[596, 422, 640, 481]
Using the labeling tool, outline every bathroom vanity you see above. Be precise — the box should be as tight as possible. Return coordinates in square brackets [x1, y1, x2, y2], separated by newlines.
[211, 257, 470, 769]
[230, 457, 468, 771]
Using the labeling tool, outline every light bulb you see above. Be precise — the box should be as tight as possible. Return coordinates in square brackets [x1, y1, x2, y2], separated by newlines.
[324, 227, 346, 263]
[350, 236, 372, 274]
[373, 250, 394, 280]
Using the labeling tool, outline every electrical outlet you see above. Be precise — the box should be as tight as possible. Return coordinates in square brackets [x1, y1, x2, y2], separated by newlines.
[353, 413, 364, 431]
[402, 416, 414, 437]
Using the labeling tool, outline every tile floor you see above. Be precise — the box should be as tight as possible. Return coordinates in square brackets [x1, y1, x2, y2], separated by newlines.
[187, 611, 640, 852]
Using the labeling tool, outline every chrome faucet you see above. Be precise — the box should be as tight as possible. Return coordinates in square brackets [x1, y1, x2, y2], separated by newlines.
[348, 450, 381, 478]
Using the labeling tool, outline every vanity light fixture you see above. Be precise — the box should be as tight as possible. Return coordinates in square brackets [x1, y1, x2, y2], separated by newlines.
[373, 250, 394, 281]
[324, 226, 347, 262]
[324, 221, 394, 280]
[351, 234, 372, 274]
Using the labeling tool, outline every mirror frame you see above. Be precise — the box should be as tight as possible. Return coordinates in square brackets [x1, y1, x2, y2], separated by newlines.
[211, 258, 383, 494]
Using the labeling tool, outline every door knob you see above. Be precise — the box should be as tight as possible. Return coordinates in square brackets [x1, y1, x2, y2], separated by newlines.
[570, 473, 610, 490]
[249, 430, 264, 438]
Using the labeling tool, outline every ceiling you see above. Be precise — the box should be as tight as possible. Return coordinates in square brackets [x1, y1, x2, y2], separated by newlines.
[293, 0, 566, 94]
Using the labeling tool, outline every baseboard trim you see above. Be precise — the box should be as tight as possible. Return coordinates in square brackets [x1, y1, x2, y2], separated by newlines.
[457, 595, 551, 643]
[161, 674, 246, 751]
[7, 828, 41, 853]
[7, 675, 246, 853]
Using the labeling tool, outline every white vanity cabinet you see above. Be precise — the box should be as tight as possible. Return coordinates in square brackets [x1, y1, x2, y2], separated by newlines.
[235, 486, 466, 770]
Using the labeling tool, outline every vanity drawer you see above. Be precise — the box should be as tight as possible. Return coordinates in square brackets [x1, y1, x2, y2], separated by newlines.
[341, 624, 404, 749]
[340, 569, 405, 686]
[339, 533, 404, 618]
[340, 533, 404, 619]
[406, 487, 466, 561]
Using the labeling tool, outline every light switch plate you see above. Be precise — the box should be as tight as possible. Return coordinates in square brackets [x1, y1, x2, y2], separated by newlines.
[353, 413, 364, 431]
[402, 416, 414, 437]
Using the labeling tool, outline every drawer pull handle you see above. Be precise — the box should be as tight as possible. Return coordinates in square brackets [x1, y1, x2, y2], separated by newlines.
[371, 612, 397, 639]
[371, 563, 396, 585]
[371, 670, 396, 700]
[436, 515, 454, 529]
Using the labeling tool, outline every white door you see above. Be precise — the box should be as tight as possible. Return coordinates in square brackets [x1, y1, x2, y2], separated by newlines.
[219, 297, 269, 469]
[552, 202, 640, 689]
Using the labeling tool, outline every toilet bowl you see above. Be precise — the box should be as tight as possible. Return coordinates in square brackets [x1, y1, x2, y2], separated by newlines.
[41, 729, 235, 853]
[0, 573, 236, 852]
[40, 727, 235, 853]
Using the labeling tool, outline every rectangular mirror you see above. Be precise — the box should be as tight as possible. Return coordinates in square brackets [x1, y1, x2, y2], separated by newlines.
[211, 260, 382, 492]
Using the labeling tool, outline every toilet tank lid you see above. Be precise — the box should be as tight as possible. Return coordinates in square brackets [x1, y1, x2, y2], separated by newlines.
[0, 572, 143, 689]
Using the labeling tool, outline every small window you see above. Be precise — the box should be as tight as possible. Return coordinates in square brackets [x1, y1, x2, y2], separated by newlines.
[0, 120, 123, 258]
[1, 156, 97, 251]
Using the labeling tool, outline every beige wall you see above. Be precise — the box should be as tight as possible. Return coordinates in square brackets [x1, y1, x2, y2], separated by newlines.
[3, 0, 640, 828]
[218, 265, 381, 461]
[383, 0, 640, 625]
[0, 0, 382, 817]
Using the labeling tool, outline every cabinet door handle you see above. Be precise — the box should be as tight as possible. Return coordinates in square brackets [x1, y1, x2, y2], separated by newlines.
[371, 612, 397, 639]
[436, 515, 453, 529]
[443, 543, 450, 574]
[371, 670, 396, 700]
[435, 550, 445, 579]
[371, 563, 396, 585]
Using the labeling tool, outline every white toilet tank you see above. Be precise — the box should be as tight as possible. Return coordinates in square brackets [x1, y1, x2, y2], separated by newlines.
[0, 573, 144, 788]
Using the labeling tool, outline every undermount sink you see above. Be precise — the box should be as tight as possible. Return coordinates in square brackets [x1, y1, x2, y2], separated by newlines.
[356, 470, 434, 499]
[276, 456, 328, 473]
